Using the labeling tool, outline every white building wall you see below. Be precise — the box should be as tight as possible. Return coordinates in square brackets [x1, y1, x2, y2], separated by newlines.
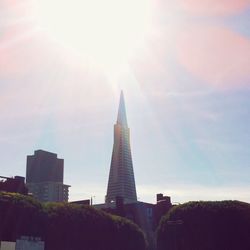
[15, 238, 44, 250]
[0, 241, 16, 250]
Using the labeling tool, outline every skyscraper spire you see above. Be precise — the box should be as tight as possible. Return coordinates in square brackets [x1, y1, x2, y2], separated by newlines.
[117, 90, 128, 127]
[106, 91, 137, 204]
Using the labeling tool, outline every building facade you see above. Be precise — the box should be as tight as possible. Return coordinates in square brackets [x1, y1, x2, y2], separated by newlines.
[0, 241, 16, 250]
[0, 176, 27, 195]
[106, 91, 137, 204]
[0, 237, 44, 250]
[16, 237, 44, 250]
[26, 150, 70, 202]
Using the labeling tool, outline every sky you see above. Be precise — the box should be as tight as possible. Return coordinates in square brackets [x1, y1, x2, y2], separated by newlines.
[0, 0, 250, 204]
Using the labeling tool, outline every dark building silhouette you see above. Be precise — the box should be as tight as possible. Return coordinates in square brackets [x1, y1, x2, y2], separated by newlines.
[106, 91, 137, 204]
[96, 194, 172, 250]
[0, 176, 28, 195]
[26, 150, 63, 183]
[154, 193, 172, 227]
[26, 150, 70, 202]
[70, 199, 91, 206]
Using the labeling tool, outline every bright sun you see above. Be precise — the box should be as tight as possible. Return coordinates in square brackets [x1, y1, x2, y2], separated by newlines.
[35, 0, 151, 68]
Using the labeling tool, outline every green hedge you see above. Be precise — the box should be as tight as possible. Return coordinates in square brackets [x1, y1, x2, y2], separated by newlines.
[0, 192, 146, 250]
[157, 200, 250, 250]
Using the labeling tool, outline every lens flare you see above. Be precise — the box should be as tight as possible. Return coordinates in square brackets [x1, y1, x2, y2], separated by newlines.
[35, 0, 152, 69]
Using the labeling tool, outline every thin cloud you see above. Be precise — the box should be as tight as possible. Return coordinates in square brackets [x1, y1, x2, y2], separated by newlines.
[179, 0, 250, 16]
[176, 25, 250, 87]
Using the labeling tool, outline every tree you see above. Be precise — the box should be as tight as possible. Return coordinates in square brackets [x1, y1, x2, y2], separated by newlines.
[0, 192, 44, 241]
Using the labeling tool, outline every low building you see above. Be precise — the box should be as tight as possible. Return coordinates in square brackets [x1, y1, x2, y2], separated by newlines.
[16, 236, 44, 250]
[0, 241, 16, 250]
[0, 176, 28, 195]
[0, 237, 44, 250]
[70, 199, 90, 206]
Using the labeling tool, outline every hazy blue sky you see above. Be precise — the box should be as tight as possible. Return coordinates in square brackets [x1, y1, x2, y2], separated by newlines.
[0, 0, 250, 204]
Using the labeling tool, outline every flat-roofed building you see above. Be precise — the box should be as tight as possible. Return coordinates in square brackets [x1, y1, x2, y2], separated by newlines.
[0, 176, 27, 195]
[26, 150, 70, 202]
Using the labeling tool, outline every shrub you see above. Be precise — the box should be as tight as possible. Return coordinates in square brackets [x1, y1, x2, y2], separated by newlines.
[157, 201, 250, 250]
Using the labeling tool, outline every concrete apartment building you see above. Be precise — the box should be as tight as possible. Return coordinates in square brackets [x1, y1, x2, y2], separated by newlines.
[26, 150, 70, 202]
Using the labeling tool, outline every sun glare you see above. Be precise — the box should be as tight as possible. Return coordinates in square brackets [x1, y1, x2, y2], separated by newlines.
[35, 0, 151, 69]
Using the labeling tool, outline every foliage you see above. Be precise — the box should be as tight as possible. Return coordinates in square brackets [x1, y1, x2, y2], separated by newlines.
[0, 192, 146, 250]
[0, 192, 44, 241]
[157, 200, 250, 250]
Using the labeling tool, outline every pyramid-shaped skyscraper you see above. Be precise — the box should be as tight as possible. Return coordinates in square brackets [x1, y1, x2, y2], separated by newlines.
[106, 91, 137, 204]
